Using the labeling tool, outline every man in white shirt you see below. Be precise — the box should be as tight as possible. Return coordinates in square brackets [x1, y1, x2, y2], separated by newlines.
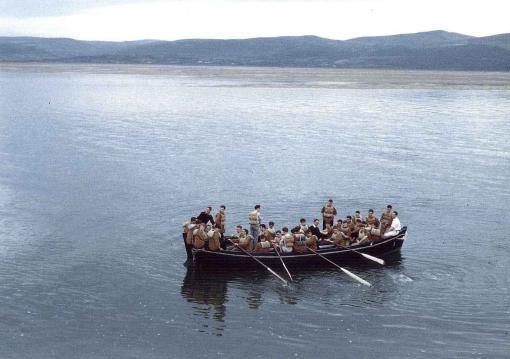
[383, 211, 402, 238]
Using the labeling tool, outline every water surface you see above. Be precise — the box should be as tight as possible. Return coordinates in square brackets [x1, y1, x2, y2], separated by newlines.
[0, 64, 509, 358]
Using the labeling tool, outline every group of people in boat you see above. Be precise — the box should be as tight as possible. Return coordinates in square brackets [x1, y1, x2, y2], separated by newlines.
[182, 200, 402, 259]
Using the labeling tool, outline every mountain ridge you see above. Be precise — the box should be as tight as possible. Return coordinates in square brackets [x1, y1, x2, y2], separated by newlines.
[1, 30, 510, 71]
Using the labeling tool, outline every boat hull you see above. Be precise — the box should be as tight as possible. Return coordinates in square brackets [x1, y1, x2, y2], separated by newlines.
[191, 227, 407, 268]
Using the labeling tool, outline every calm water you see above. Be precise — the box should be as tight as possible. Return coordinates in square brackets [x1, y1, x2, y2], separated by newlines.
[0, 64, 509, 358]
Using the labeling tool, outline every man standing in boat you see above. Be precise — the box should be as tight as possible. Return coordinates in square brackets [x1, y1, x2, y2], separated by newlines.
[197, 206, 215, 226]
[321, 199, 337, 229]
[248, 204, 262, 249]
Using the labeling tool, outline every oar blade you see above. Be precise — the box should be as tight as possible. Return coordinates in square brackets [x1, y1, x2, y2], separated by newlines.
[361, 253, 385, 265]
[340, 268, 372, 287]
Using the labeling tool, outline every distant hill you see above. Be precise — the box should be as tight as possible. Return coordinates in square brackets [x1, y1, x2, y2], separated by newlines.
[1, 30, 510, 71]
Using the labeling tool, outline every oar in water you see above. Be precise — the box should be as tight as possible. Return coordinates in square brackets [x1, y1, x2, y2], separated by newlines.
[307, 247, 372, 287]
[227, 239, 288, 285]
[271, 242, 293, 282]
[324, 240, 385, 265]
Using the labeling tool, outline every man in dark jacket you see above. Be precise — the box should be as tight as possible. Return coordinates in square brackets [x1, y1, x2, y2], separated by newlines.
[197, 207, 215, 226]
[308, 218, 323, 239]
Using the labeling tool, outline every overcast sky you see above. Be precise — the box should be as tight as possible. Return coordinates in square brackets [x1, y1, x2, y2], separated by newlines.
[1, 0, 509, 41]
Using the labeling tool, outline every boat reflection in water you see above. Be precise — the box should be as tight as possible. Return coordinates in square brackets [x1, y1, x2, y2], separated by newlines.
[180, 267, 229, 336]
[180, 252, 405, 336]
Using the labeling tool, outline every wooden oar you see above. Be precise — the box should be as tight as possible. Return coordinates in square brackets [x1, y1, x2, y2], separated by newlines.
[324, 240, 385, 265]
[271, 242, 293, 282]
[307, 247, 372, 287]
[227, 239, 288, 285]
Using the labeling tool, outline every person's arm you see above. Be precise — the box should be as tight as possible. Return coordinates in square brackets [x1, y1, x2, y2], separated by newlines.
[321, 207, 325, 215]
[333, 208, 337, 216]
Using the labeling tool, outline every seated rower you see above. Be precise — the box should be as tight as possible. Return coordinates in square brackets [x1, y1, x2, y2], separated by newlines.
[238, 229, 253, 251]
[339, 220, 352, 245]
[259, 223, 267, 240]
[304, 229, 318, 251]
[351, 218, 363, 240]
[266, 221, 277, 242]
[279, 227, 294, 254]
[365, 209, 380, 229]
[320, 223, 334, 240]
[353, 226, 370, 245]
[292, 227, 307, 254]
[333, 219, 343, 231]
[383, 211, 402, 238]
[230, 225, 244, 244]
[331, 228, 350, 248]
[299, 218, 308, 233]
[255, 236, 272, 253]
[354, 210, 363, 223]
[192, 223, 207, 249]
[208, 225, 222, 251]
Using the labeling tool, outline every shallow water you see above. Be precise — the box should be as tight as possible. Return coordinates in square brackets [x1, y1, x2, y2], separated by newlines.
[0, 64, 509, 358]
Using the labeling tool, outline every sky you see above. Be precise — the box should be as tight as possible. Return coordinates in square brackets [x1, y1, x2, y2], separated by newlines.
[0, 0, 509, 41]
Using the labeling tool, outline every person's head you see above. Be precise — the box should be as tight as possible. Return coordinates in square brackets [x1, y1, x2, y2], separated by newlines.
[190, 216, 197, 222]
[205, 224, 211, 231]
[346, 215, 352, 220]
[368, 209, 374, 215]
[300, 218, 306, 225]
[254, 204, 261, 211]
[313, 218, 320, 226]
[386, 205, 392, 211]
[236, 225, 243, 233]
[291, 227, 299, 234]
[260, 224, 267, 229]
[392, 210, 398, 218]
[243, 229, 249, 235]
[206, 206, 212, 214]
[282, 227, 289, 233]
[220, 205, 226, 212]
[333, 228, 339, 234]
[268, 221, 274, 227]
[276, 230, 282, 236]
[337, 219, 342, 224]
[355, 210, 361, 216]
[327, 199, 333, 206]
